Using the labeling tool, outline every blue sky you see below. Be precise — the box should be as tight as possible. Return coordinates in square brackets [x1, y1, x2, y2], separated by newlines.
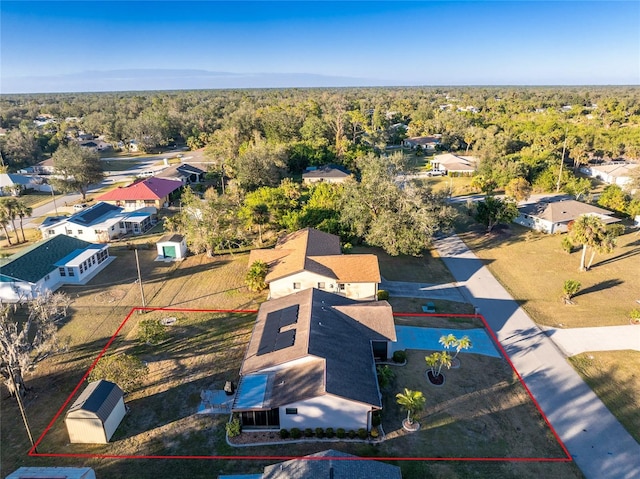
[1, 1, 639, 93]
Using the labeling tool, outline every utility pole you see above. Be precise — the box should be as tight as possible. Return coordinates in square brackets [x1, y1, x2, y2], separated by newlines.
[556, 127, 569, 193]
[9, 370, 37, 453]
[50, 185, 59, 215]
[134, 249, 146, 309]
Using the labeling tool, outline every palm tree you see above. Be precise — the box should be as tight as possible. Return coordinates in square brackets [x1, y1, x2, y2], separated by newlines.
[15, 200, 32, 243]
[586, 232, 617, 270]
[250, 203, 270, 245]
[0, 206, 13, 246]
[568, 215, 608, 271]
[395, 388, 426, 426]
[452, 335, 472, 362]
[0, 198, 19, 243]
[245, 260, 269, 292]
[438, 334, 457, 352]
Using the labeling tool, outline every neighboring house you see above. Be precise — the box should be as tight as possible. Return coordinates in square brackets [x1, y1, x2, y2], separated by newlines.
[156, 233, 187, 261]
[6, 467, 96, 479]
[65, 380, 126, 444]
[96, 177, 182, 210]
[0, 173, 52, 195]
[219, 449, 402, 479]
[402, 135, 441, 150]
[80, 139, 112, 151]
[0, 234, 112, 302]
[302, 165, 351, 184]
[514, 199, 621, 234]
[40, 202, 156, 242]
[430, 153, 478, 175]
[249, 228, 380, 300]
[579, 162, 639, 187]
[156, 163, 206, 184]
[33, 157, 56, 174]
[232, 287, 396, 432]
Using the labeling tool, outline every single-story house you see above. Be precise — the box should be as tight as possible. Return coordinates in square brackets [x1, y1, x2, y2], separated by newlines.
[579, 162, 639, 187]
[33, 157, 56, 174]
[0, 173, 51, 195]
[0, 234, 112, 302]
[219, 450, 402, 479]
[402, 135, 441, 150]
[232, 287, 396, 432]
[65, 380, 126, 444]
[156, 163, 206, 184]
[5, 467, 96, 479]
[40, 202, 156, 242]
[302, 165, 351, 184]
[514, 199, 621, 234]
[430, 153, 478, 175]
[79, 139, 112, 152]
[156, 233, 187, 260]
[249, 228, 380, 300]
[96, 177, 183, 210]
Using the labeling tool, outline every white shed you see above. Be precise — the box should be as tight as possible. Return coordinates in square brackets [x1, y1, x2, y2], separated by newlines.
[5, 467, 96, 479]
[65, 380, 126, 444]
[156, 233, 187, 260]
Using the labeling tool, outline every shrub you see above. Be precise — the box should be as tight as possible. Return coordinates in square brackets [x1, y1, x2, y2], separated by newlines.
[370, 427, 379, 439]
[341, 242, 352, 254]
[357, 428, 368, 439]
[137, 319, 167, 345]
[629, 308, 640, 324]
[561, 236, 573, 254]
[348, 430, 356, 439]
[304, 428, 314, 438]
[225, 417, 241, 438]
[562, 279, 581, 304]
[336, 428, 346, 439]
[279, 429, 290, 439]
[377, 289, 389, 301]
[392, 350, 407, 363]
[325, 427, 335, 438]
[290, 427, 302, 439]
[88, 353, 148, 393]
[315, 427, 324, 438]
[245, 260, 269, 292]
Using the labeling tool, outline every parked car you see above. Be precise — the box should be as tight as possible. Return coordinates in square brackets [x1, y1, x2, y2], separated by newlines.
[426, 170, 446, 177]
[73, 203, 88, 211]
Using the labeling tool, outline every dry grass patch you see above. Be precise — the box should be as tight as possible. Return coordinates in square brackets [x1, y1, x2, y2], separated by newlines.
[389, 297, 475, 316]
[568, 350, 640, 444]
[458, 223, 640, 328]
[352, 246, 455, 284]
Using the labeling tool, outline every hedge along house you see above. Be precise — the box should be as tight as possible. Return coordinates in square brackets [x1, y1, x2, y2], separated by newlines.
[65, 380, 126, 444]
[232, 288, 396, 432]
[0, 235, 112, 303]
[155, 233, 187, 261]
[249, 228, 381, 301]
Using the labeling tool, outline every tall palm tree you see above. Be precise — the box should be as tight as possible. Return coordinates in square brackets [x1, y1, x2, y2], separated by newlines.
[0, 206, 13, 246]
[568, 215, 608, 271]
[0, 198, 19, 245]
[15, 200, 32, 243]
[395, 388, 426, 426]
[452, 335, 472, 361]
[586, 232, 617, 270]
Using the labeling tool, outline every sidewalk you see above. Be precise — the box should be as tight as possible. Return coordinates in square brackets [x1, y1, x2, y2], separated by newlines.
[541, 325, 640, 357]
[433, 234, 640, 479]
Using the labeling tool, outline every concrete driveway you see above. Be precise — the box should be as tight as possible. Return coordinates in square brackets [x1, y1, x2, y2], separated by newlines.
[434, 234, 640, 479]
[380, 278, 467, 303]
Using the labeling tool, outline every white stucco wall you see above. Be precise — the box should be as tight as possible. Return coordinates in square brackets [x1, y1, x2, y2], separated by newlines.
[42, 223, 119, 243]
[279, 394, 373, 431]
[269, 271, 377, 300]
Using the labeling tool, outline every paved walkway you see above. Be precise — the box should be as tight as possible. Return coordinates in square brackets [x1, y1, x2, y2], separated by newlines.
[541, 325, 640, 357]
[433, 234, 640, 479]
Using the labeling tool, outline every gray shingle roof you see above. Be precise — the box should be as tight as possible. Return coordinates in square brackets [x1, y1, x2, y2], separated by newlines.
[0, 234, 93, 283]
[262, 449, 402, 479]
[66, 380, 124, 423]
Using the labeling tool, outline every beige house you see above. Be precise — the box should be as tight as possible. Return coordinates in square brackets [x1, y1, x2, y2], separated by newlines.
[302, 165, 351, 184]
[232, 288, 396, 432]
[431, 153, 478, 175]
[249, 228, 380, 300]
[514, 200, 620, 234]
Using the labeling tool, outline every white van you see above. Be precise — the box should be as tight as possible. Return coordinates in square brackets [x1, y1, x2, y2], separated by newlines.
[137, 170, 155, 178]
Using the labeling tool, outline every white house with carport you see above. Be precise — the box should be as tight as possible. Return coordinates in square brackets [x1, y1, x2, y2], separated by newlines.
[65, 380, 126, 444]
[514, 199, 620, 234]
[40, 201, 156, 243]
[249, 228, 380, 301]
[430, 153, 478, 175]
[232, 288, 396, 432]
[402, 135, 441, 150]
[0, 234, 112, 303]
[156, 163, 206, 184]
[156, 233, 187, 261]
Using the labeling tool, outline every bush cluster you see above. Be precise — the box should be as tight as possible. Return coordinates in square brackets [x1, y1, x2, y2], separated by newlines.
[377, 289, 389, 301]
[277, 426, 371, 440]
[392, 350, 407, 363]
[225, 417, 241, 438]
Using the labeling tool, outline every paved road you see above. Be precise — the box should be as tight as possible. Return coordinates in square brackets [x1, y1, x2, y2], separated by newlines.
[433, 234, 640, 479]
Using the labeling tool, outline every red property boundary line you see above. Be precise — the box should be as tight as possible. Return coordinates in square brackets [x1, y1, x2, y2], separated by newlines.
[28, 309, 572, 464]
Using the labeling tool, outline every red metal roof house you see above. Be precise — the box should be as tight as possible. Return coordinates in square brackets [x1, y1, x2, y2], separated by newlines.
[96, 177, 182, 210]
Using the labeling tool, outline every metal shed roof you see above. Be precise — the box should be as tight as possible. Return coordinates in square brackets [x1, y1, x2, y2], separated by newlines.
[66, 380, 124, 422]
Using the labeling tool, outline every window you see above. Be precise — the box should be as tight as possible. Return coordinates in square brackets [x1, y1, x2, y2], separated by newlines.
[48, 230, 55, 235]
[44, 274, 50, 281]
[338, 283, 345, 291]
[67, 267, 75, 277]
[317, 282, 325, 289]
[293, 282, 301, 290]
[285, 408, 298, 415]
[92, 256, 96, 265]
[79, 265, 84, 274]
[77, 229, 83, 235]
[66, 229, 73, 235]
[59, 267, 66, 277]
